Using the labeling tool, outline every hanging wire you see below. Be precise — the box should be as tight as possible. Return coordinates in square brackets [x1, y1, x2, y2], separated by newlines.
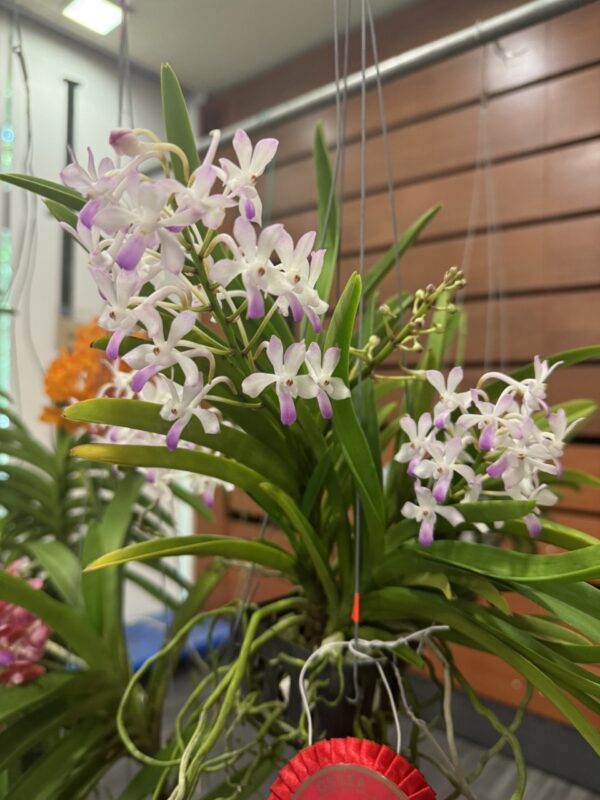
[331, 0, 352, 301]
[365, 0, 400, 295]
[6, 6, 42, 406]
[352, 0, 368, 653]
[458, 28, 517, 372]
[117, 1, 134, 130]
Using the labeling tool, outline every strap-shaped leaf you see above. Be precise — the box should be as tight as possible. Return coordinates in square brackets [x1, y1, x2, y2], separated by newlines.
[65, 398, 299, 497]
[71, 443, 340, 611]
[312, 122, 340, 305]
[503, 519, 598, 550]
[363, 204, 441, 298]
[416, 540, 600, 584]
[0, 570, 111, 671]
[26, 541, 81, 609]
[519, 582, 600, 643]
[326, 273, 385, 555]
[84, 533, 297, 577]
[44, 198, 78, 228]
[454, 499, 536, 524]
[81, 472, 143, 671]
[0, 173, 84, 209]
[160, 63, 200, 182]
[362, 586, 600, 754]
[0, 672, 76, 724]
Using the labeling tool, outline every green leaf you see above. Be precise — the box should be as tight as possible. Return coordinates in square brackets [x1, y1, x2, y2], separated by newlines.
[64, 398, 299, 496]
[0, 672, 76, 724]
[510, 614, 592, 646]
[160, 63, 200, 183]
[550, 468, 600, 490]
[44, 198, 78, 228]
[503, 519, 598, 550]
[325, 273, 385, 555]
[354, 293, 382, 477]
[26, 541, 81, 608]
[363, 205, 441, 297]
[5, 719, 114, 800]
[402, 571, 455, 599]
[0, 173, 84, 209]
[363, 587, 600, 754]
[84, 533, 297, 577]
[456, 499, 537, 524]
[417, 540, 600, 584]
[312, 122, 339, 305]
[519, 583, 600, 644]
[0, 570, 111, 672]
[81, 472, 143, 672]
[258, 481, 338, 611]
[452, 574, 511, 614]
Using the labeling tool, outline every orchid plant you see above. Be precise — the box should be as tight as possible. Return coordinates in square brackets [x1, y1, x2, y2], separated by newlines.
[1, 65, 599, 799]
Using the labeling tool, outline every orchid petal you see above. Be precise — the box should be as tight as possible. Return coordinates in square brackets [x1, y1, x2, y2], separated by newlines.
[296, 375, 319, 399]
[116, 234, 147, 271]
[250, 137, 278, 174]
[241, 372, 277, 398]
[283, 341, 306, 375]
[166, 418, 186, 451]
[418, 518, 435, 546]
[317, 390, 333, 419]
[277, 389, 296, 426]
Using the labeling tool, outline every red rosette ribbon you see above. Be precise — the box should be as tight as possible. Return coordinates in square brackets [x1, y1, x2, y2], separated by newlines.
[269, 737, 436, 799]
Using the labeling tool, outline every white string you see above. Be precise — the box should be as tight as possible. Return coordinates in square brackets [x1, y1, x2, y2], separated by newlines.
[299, 625, 448, 749]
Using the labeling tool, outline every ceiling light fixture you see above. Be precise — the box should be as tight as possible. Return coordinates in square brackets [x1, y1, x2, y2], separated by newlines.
[62, 0, 123, 36]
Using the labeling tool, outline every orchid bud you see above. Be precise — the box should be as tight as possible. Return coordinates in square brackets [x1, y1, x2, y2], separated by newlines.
[109, 128, 144, 157]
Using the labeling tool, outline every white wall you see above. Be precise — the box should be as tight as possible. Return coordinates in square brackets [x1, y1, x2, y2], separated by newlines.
[0, 11, 164, 440]
[0, 13, 194, 621]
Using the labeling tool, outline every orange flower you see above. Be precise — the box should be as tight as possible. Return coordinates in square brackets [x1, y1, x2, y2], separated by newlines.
[40, 320, 111, 429]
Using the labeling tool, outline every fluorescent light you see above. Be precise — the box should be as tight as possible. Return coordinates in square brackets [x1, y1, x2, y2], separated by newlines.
[62, 0, 123, 36]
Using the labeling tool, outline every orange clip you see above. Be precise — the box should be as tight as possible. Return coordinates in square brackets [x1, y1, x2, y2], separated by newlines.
[351, 591, 361, 625]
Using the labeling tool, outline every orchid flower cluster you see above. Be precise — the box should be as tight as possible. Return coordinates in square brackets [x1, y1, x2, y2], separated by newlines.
[61, 126, 350, 456]
[97, 363, 233, 508]
[0, 562, 51, 686]
[398, 357, 579, 545]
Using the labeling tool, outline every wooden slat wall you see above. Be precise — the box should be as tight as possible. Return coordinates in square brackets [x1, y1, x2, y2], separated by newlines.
[200, 1, 600, 720]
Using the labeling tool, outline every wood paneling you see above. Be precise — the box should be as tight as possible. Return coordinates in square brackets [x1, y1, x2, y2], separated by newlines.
[268, 64, 600, 215]
[277, 140, 600, 248]
[349, 215, 600, 301]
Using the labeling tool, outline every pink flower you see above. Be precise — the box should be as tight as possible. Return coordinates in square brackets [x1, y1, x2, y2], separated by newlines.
[0, 563, 51, 686]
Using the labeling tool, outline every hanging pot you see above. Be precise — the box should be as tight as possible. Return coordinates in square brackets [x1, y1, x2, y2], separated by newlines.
[254, 631, 400, 739]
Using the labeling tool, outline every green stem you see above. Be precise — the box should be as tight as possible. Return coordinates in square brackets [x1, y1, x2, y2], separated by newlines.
[242, 303, 278, 356]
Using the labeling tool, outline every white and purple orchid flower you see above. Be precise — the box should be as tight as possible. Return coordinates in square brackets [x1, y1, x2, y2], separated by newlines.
[427, 366, 472, 429]
[401, 483, 464, 546]
[274, 230, 328, 330]
[218, 128, 278, 224]
[158, 374, 232, 450]
[210, 218, 287, 319]
[123, 310, 214, 392]
[241, 336, 318, 425]
[304, 342, 351, 418]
